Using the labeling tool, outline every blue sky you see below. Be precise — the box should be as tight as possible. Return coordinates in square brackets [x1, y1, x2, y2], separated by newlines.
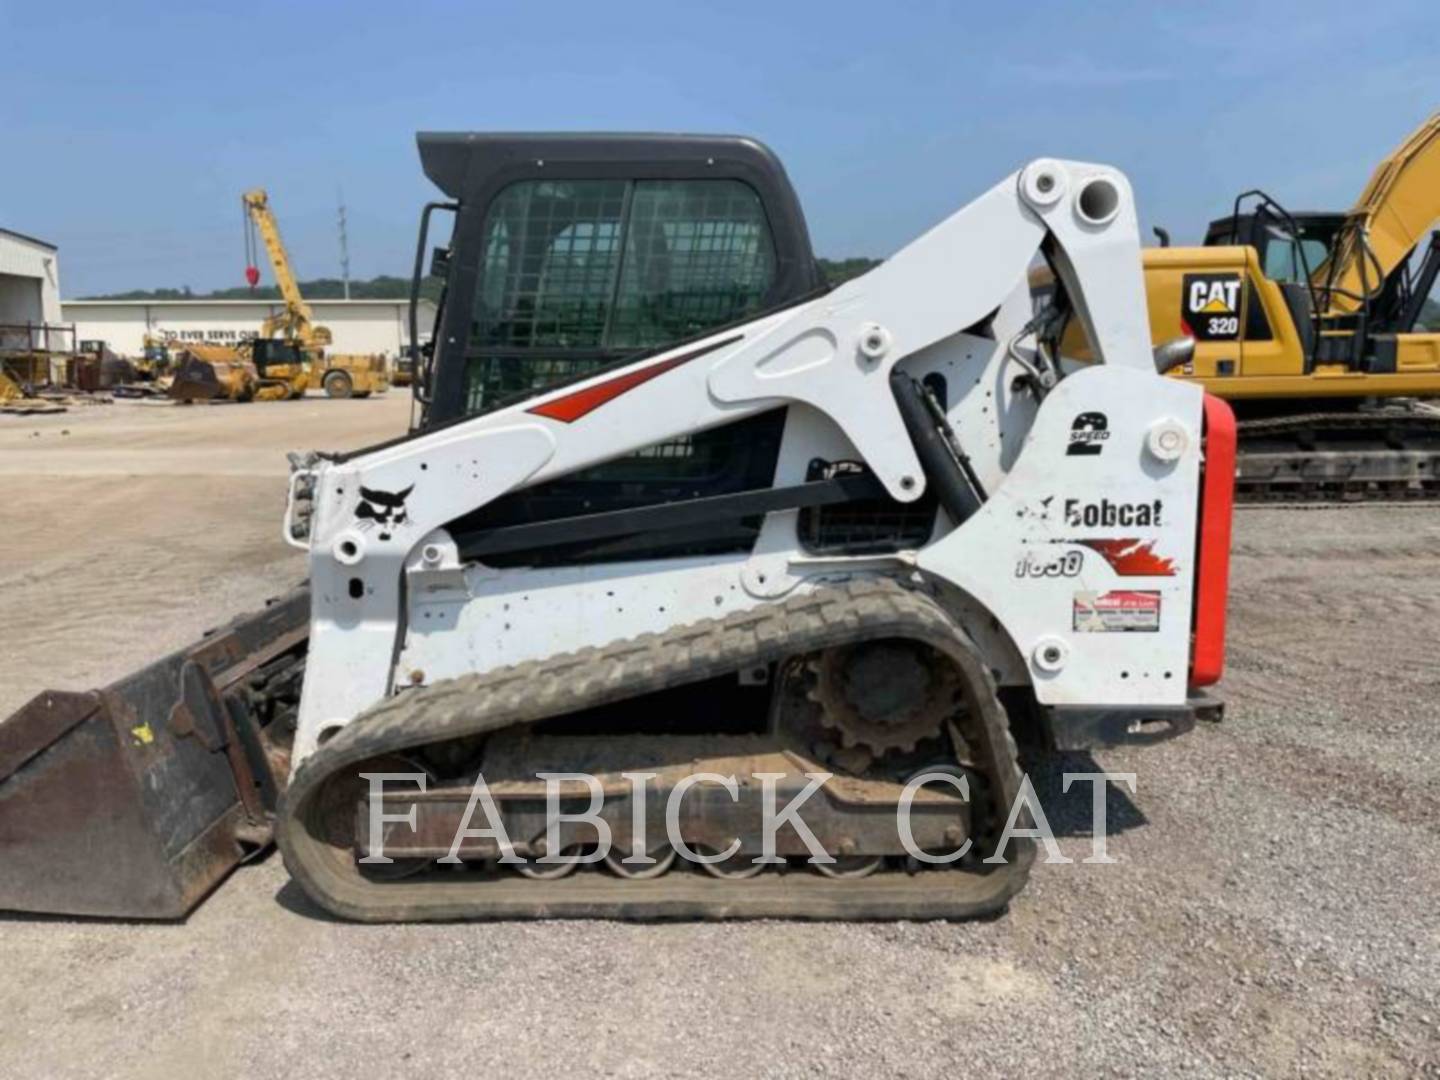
[3, 0, 1436, 297]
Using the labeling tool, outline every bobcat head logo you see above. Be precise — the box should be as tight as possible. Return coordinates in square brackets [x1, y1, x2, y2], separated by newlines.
[355, 485, 413, 541]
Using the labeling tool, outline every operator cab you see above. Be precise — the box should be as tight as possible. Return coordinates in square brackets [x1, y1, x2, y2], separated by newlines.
[411, 132, 825, 426]
[250, 338, 309, 376]
[1203, 209, 1343, 285]
[404, 133, 930, 566]
[1206, 203, 1439, 339]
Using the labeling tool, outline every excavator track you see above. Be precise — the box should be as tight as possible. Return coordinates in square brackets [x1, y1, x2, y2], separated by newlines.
[278, 577, 1034, 922]
[1235, 409, 1440, 503]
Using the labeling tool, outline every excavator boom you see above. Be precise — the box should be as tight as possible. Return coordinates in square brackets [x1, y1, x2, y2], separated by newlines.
[1322, 111, 1440, 315]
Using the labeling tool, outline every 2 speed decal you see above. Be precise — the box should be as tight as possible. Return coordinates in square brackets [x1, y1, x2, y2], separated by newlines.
[1066, 412, 1109, 456]
[1180, 273, 1242, 342]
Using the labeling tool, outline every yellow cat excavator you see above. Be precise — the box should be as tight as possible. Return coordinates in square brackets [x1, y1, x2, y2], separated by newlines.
[1141, 110, 1440, 499]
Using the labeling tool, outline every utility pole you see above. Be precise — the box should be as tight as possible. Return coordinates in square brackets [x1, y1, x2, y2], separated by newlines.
[337, 187, 352, 300]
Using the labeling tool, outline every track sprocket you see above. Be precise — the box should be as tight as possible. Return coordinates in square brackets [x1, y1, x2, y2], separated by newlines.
[807, 640, 959, 756]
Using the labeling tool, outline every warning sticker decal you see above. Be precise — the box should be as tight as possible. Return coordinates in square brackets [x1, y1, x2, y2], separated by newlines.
[1073, 590, 1161, 633]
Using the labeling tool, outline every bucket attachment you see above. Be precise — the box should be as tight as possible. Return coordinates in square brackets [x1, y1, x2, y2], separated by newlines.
[168, 351, 258, 403]
[0, 589, 309, 918]
[168, 354, 226, 401]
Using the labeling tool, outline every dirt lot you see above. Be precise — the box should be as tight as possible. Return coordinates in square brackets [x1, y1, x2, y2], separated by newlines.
[2, 397, 1437, 1078]
[0, 395, 411, 719]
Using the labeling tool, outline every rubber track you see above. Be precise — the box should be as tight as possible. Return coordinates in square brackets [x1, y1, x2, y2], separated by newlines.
[278, 577, 1034, 922]
[1236, 410, 1440, 504]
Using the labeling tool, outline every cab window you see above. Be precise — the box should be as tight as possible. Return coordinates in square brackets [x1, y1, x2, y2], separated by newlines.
[474, 179, 627, 350]
[468, 178, 775, 413]
[1263, 236, 1331, 284]
[609, 181, 774, 349]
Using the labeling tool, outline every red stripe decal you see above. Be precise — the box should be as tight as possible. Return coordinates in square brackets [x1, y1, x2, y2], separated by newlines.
[527, 334, 742, 423]
[1190, 393, 1236, 687]
[1075, 538, 1178, 576]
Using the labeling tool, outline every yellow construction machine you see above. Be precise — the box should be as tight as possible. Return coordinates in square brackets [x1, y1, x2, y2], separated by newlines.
[168, 191, 390, 403]
[240, 189, 389, 400]
[1047, 111, 1440, 498]
[1141, 111, 1440, 499]
[166, 342, 265, 402]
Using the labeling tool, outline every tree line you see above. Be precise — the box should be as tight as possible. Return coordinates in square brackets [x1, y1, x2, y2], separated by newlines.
[85, 261, 1437, 327]
[82, 259, 887, 303]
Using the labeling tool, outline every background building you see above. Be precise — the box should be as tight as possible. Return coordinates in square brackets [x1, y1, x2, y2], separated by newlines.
[60, 298, 437, 358]
[0, 227, 67, 352]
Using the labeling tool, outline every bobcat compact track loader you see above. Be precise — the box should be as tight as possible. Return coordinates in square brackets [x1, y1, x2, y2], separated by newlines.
[0, 134, 1235, 921]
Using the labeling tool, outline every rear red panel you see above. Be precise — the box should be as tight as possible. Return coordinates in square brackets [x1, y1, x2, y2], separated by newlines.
[1190, 394, 1236, 687]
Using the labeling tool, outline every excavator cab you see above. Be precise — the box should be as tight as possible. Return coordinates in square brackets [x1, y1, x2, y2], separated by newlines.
[1202, 209, 1343, 286]
[1160, 190, 1440, 382]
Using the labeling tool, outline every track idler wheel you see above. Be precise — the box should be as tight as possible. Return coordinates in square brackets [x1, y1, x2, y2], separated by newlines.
[603, 844, 679, 880]
[814, 855, 884, 879]
[697, 846, 767, 880]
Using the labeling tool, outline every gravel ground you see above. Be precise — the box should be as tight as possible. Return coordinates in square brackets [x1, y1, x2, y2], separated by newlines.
[1, 399, 1437, 1077]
